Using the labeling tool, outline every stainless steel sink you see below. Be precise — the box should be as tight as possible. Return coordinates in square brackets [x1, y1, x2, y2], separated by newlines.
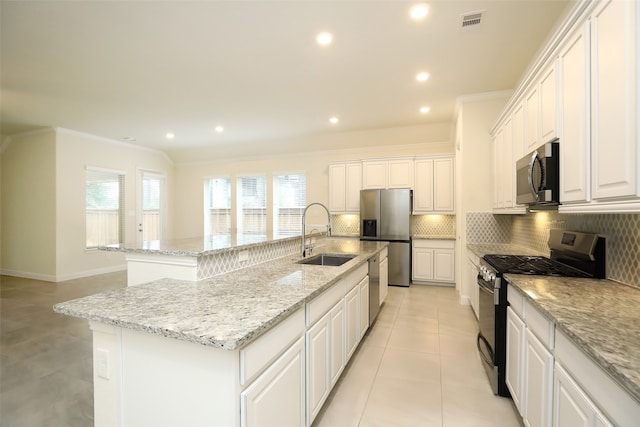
[297, 253, 356, 266]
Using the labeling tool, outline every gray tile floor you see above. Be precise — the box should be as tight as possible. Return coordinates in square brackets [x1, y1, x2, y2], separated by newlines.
[1, 273, 521, 426]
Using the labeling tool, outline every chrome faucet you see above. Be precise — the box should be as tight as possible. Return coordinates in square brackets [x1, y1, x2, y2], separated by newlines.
[301, 202, 332, 257]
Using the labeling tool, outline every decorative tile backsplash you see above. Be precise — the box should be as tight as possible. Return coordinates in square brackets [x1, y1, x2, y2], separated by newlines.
[412, 215, 456, 237]
[466, 212, 512, 244]
[466, 211, 640, 288]
[331, 214, 456, 238]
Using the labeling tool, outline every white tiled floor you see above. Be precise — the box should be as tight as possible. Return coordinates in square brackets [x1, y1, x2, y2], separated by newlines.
[313, 285, 522, 427]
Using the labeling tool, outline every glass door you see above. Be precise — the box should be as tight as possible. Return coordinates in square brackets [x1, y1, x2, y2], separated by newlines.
[137, 170, 165, 243]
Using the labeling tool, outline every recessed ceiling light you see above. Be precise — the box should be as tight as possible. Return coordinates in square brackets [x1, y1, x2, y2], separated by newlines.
[416, 72, 430, 82]
[419, 106, 431, 114]
[329, 116, 339, 124]
[215, 126, 224, 133]
[165, 132, 175, 139]
[316, 32, 333, 46]
[409, 4, 429, 20]
[122, 136, 136, 141]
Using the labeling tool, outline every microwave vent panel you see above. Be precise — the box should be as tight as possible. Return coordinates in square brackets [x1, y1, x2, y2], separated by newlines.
[461, 11, 483, 30]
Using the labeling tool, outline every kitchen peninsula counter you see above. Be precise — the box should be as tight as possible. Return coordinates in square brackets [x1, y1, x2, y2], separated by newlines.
[506, 275, 640, 405]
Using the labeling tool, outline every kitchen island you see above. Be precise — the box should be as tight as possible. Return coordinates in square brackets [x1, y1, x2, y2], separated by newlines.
[102, 232, 316, 286]
[55, 238, 387, 427]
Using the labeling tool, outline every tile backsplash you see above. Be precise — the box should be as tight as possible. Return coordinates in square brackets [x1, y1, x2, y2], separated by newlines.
[467, 211, 640, 288]
[331, 214, 456, 238]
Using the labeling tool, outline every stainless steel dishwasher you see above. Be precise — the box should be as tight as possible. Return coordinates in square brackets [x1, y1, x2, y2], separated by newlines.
[368, 252, 380, 326]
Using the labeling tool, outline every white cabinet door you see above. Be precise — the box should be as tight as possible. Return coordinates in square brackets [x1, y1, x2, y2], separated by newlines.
[345, 162, 362, 212]
[361, 161, 387, 189]
[539, 62, 557, 143]
[414, 158, 434, 212]
[553, 362, 612, 427]
[412, 248, 434, 281]
[559, 21, 590, 204]
[328, 163, 347, 213]
[525, 86, 540, 152]
[506, 307, 525, 414]
[345, 286, 359, 360]
[358, 276, 369, 339]
[329, 300, 345, 387]
[433, 249, 455, 283]
[241, 336, 305, 427]
[524, 329, 554, 427]
[388, 158, 413, 188]
[329, 162, 361, 213]
[433, 158, 455, 212]
[492, 131, 503, 209]
[379, 256, 389, 305]
[306, 314, 330, 425]
[590, 0, 638, 200]
[501, 118, 514, 208]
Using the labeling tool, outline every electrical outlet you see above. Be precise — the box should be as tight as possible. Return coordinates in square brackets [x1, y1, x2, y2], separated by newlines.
[96, 348, 110, 380]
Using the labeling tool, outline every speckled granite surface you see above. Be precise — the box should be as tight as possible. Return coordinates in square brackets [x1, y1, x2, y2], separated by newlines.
[466, 243, 546, 259]
[54, 239, 386, 351]
[100, 232, 301, 257]
[506, 275, 640, 404]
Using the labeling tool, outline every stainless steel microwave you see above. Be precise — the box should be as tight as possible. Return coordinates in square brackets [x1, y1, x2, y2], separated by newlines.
[516, 139, 560, 207]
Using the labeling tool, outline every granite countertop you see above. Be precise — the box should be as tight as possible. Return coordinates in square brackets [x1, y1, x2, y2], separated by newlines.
[54, 239, 386, 351]
[99, 232, 305, 257]
[506, 275, 640, 404]
[466, 243, 547, 259]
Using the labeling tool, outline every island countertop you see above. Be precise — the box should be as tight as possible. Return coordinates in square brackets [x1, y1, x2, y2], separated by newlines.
[54, 239, 386, 351]
[506, 274, 640, 404]
[100, 232, 304, 257]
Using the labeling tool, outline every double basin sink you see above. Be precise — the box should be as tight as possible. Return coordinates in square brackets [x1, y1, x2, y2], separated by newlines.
[297, 253, 356, 267]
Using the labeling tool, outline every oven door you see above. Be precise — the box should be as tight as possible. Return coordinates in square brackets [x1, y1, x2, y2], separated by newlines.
[477, 275, 498, 395]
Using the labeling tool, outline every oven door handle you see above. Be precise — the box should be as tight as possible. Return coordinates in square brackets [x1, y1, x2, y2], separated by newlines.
[477, 333, 495, 366]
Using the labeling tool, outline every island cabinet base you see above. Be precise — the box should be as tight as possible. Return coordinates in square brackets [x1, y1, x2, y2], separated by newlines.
[89, 309, 306, 427]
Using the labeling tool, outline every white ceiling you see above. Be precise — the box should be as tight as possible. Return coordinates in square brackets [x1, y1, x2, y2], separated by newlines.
[1, 0, 572, 161]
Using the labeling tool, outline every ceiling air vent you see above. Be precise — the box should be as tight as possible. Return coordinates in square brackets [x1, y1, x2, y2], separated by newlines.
[461, 11, 483, 30]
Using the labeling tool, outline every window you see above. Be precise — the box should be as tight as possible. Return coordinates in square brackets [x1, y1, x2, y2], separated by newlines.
[86, 168, 125, 248]
[273, 173, 306, 235]
[141, 172, 164, 241]
[237, 176, 266, 235]
[204, 177, 231, 235]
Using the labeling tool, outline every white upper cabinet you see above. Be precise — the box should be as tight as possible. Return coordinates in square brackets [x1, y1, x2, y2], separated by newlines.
[590, 0, 638, 201]
[414, 156, 455, 214]
[525, 85, 540, 152]
[492, 109, 526, 214]
[559, 21, 591, 205]
[362, 157, 413, 190]
[328, 161, 361, 213]
[539, 62, 558, 144]
[559, 0, 640, 212]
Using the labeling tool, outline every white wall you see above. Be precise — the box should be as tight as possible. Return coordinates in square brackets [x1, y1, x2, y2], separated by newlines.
[1, 129, 57, 279]
[455, 92, 511, 302]
[55, 129, 174, 280]
[174, 124, 453, 239]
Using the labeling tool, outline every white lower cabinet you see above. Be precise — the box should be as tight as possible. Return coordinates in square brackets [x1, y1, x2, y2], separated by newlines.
[329, 301, 345, 387]
[506, 306, 525, 413]
[379, 255, 388, 305]
[306, 312, 331, 423]
[553, 362, 612, 427]
[359, 276, 369, 339]
[524, 328, 554, 427]
[345, 284, 360, 361]
[241, 336, 306, 427]
[412, 239, 455, 284]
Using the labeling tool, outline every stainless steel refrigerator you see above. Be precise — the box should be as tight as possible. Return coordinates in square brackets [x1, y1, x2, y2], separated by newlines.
[360, 189, 411, 287]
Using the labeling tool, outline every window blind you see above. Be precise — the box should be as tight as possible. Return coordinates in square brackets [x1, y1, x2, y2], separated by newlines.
[237, 176, 266, 235]
[204, 178, 231, 235]
[273, 173, 306, 235]
[86, 168, 125, 248]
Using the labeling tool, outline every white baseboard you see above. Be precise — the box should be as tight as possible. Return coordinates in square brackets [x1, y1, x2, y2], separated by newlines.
[0, 269, 57, 282]
[458, 295, 471, 306]
[1, 264, 126, 283]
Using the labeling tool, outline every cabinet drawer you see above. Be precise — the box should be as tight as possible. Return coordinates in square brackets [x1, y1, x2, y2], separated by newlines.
[507, 285, 525, 318]
[307, 279, 346, 326]
[412, 239, 455, 249]
[240, 308, 305, 386]
[525, 300, 554, 349]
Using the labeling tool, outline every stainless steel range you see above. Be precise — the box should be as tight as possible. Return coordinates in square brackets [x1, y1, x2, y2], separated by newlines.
[476, 229, 606, 397]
